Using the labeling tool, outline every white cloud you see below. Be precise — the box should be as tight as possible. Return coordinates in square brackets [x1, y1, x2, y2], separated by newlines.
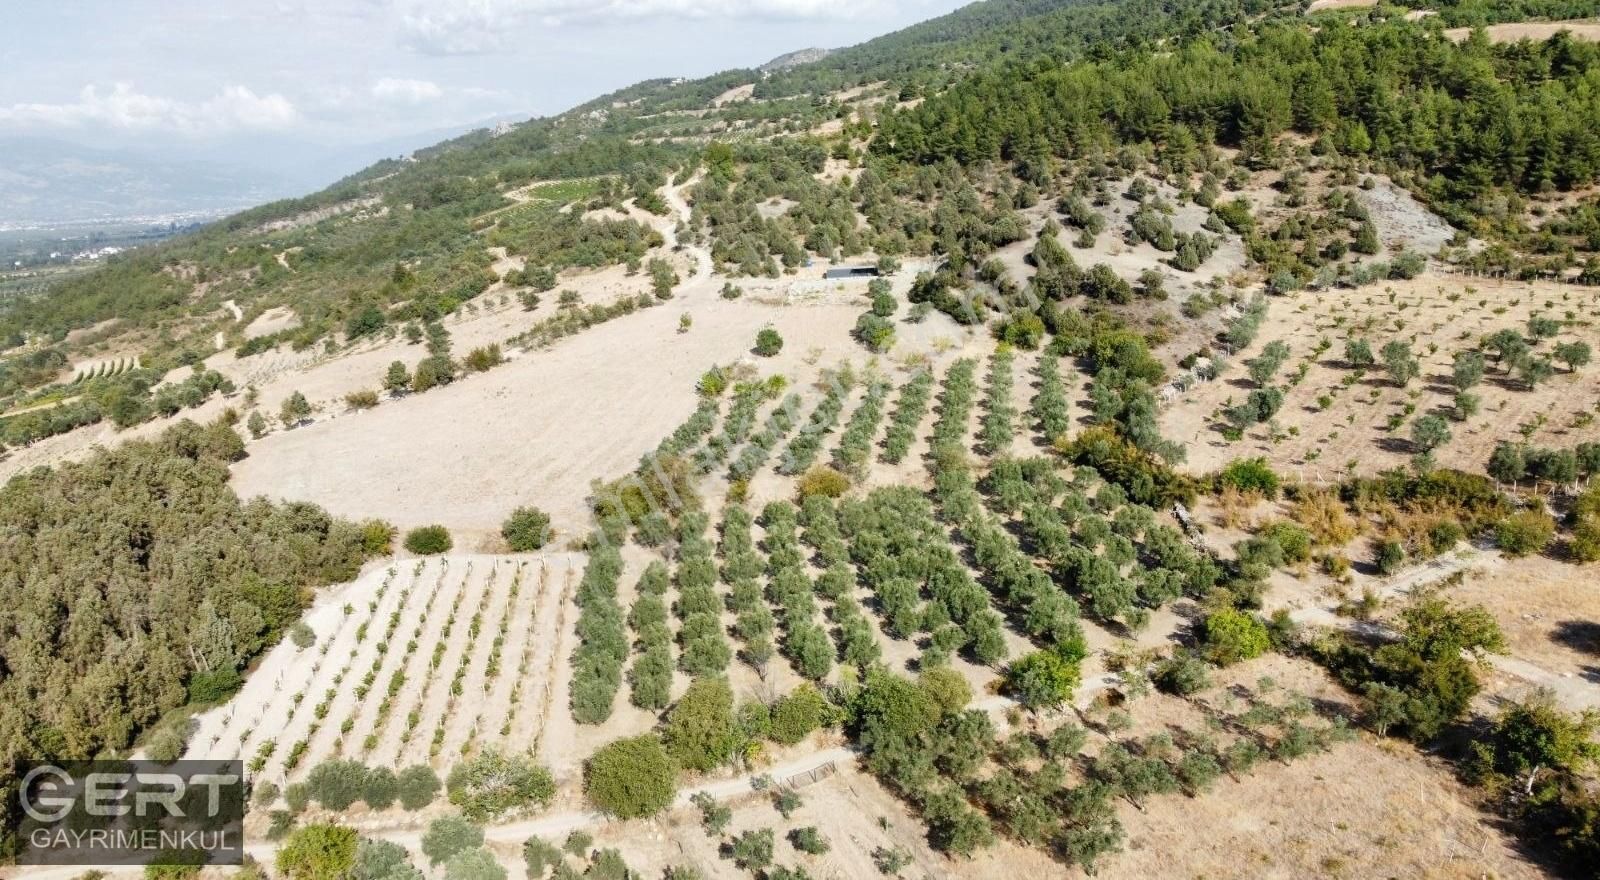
[0, 83, 299, 134]
[398, 0, 887, 54]
[372, 77, 445, 103]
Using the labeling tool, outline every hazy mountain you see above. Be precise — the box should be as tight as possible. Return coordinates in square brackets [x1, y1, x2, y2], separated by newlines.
[0, 118, 524, 229]
[0, 136, 291, 228]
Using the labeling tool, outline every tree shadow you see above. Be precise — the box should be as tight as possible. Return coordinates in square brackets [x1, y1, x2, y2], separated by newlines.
[1551, 619, 1600, 657]
[1373, 435, 1416, 455]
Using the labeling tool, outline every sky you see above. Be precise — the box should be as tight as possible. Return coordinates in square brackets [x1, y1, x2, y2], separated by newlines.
[0, 0, 970, 183]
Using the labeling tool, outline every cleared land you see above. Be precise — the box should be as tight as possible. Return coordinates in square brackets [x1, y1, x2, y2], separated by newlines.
[1162, 276, 1600, 479]
[1306, 0, 1376, 11]
[1445, 21, 1600, 43]
[228, 295, 869, 547]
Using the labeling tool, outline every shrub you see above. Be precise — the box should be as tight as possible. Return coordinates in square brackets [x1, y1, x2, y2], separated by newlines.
[1411, 415, 1451, 453]
[1259, 521, 1313, 564]
[443, 848, 505, 880]
[384, 361, 411, 393]
[290, 622, 316, 650]
[267, 811, 296, 841]
[404, 525, 453, 555]
[563, 830, 592, 857]
[729, 829, 774, 872]
[1152, 652, 1211, 695]
[360, 519, 397, 555]
[277, 824, 357, 880]
[1004, 647, 1083, 708]
[501, 506, 551, 552]
[253, 781, 281, 807]
[768, 684, 834, 745]
[585, 735, 677, 818]
[422, 815, 483, 866]
[353, 839, 417, 880]
[1219, 458, 1280, 498]
[917, 667, 972, 717]
[797, 465, 850, 499]
[789, 827, 830, 855]
[1375, 539, 1407, 575]
[280, 391, 312, 425]
[522, 839, 563, 878]
[396, 765, 441, 810]
[363, 767, 397, 810]
[1199, 609, 1269, 666]
[187, 667, 242, 705]
[463, 345, 503, 373]
[663, 678, 738, 773]
[1496, 511, 1555, 558]
[446, 750, 555, 822]
[345, 390, 380, 410]
[754, 327, 784, 357]
[306, 759, 369, 811]
[144, 726, 187, 763]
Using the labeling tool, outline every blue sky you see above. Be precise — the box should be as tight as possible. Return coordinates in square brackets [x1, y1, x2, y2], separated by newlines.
[1, 0, 969, 174]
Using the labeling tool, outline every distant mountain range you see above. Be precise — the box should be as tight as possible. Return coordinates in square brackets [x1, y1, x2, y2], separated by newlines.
[0, 137, 291, 228]
[0, 120, 522, 229]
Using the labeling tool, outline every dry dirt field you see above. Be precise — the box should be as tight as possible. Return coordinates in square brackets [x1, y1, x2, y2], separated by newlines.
[1162, 274, 1600, 478]
[1445, 21, 1600, 43]
[1306, 0, 1376, 12]
[228, 293, 870, 547]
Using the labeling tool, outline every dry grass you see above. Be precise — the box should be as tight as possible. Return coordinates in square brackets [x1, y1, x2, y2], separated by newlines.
[1218, 485, 1264, 529]
[1290, 487, 1361, 546]
[1439, 554, 1600, 683]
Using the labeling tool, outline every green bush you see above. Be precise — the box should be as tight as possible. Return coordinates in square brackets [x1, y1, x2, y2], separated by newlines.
[1496, 510, 1555, 558]
[396, 765, 441, 810]
[769, 684, 835, 745]
[443, 847, 506, 880]
[1152, 651, 1211, 695]
[663, 678, 738, 773]
[363, 766, 398, 810]
[421, 815, 483, 866]
[797, 465, 850, 500]
[277, 824, 357, 880]
[306, 759, 369, 811]
[1219, 457, 1281, 498]
[754, 327, 784, 357]
[1199, 609, 1269, 666]
[446, 750, 555, 822]
[1375, 539, 1407, 575]
[584, 735, 677, 819]
[501, 506, 551, 552]
[1004, 647, 1083, 708]
[187, 667, 243, 705]
[404, 525, 453, 555]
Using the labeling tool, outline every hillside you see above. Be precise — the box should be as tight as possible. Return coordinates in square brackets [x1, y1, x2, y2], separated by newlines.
[4, 0, 1600, 876]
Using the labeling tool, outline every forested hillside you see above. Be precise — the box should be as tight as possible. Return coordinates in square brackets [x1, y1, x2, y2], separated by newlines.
[0, 418, 378, 857]
[874, 19, 1600, 228]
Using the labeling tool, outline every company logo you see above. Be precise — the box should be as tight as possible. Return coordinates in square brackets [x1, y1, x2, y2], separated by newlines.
[14, 760, 245, 866]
